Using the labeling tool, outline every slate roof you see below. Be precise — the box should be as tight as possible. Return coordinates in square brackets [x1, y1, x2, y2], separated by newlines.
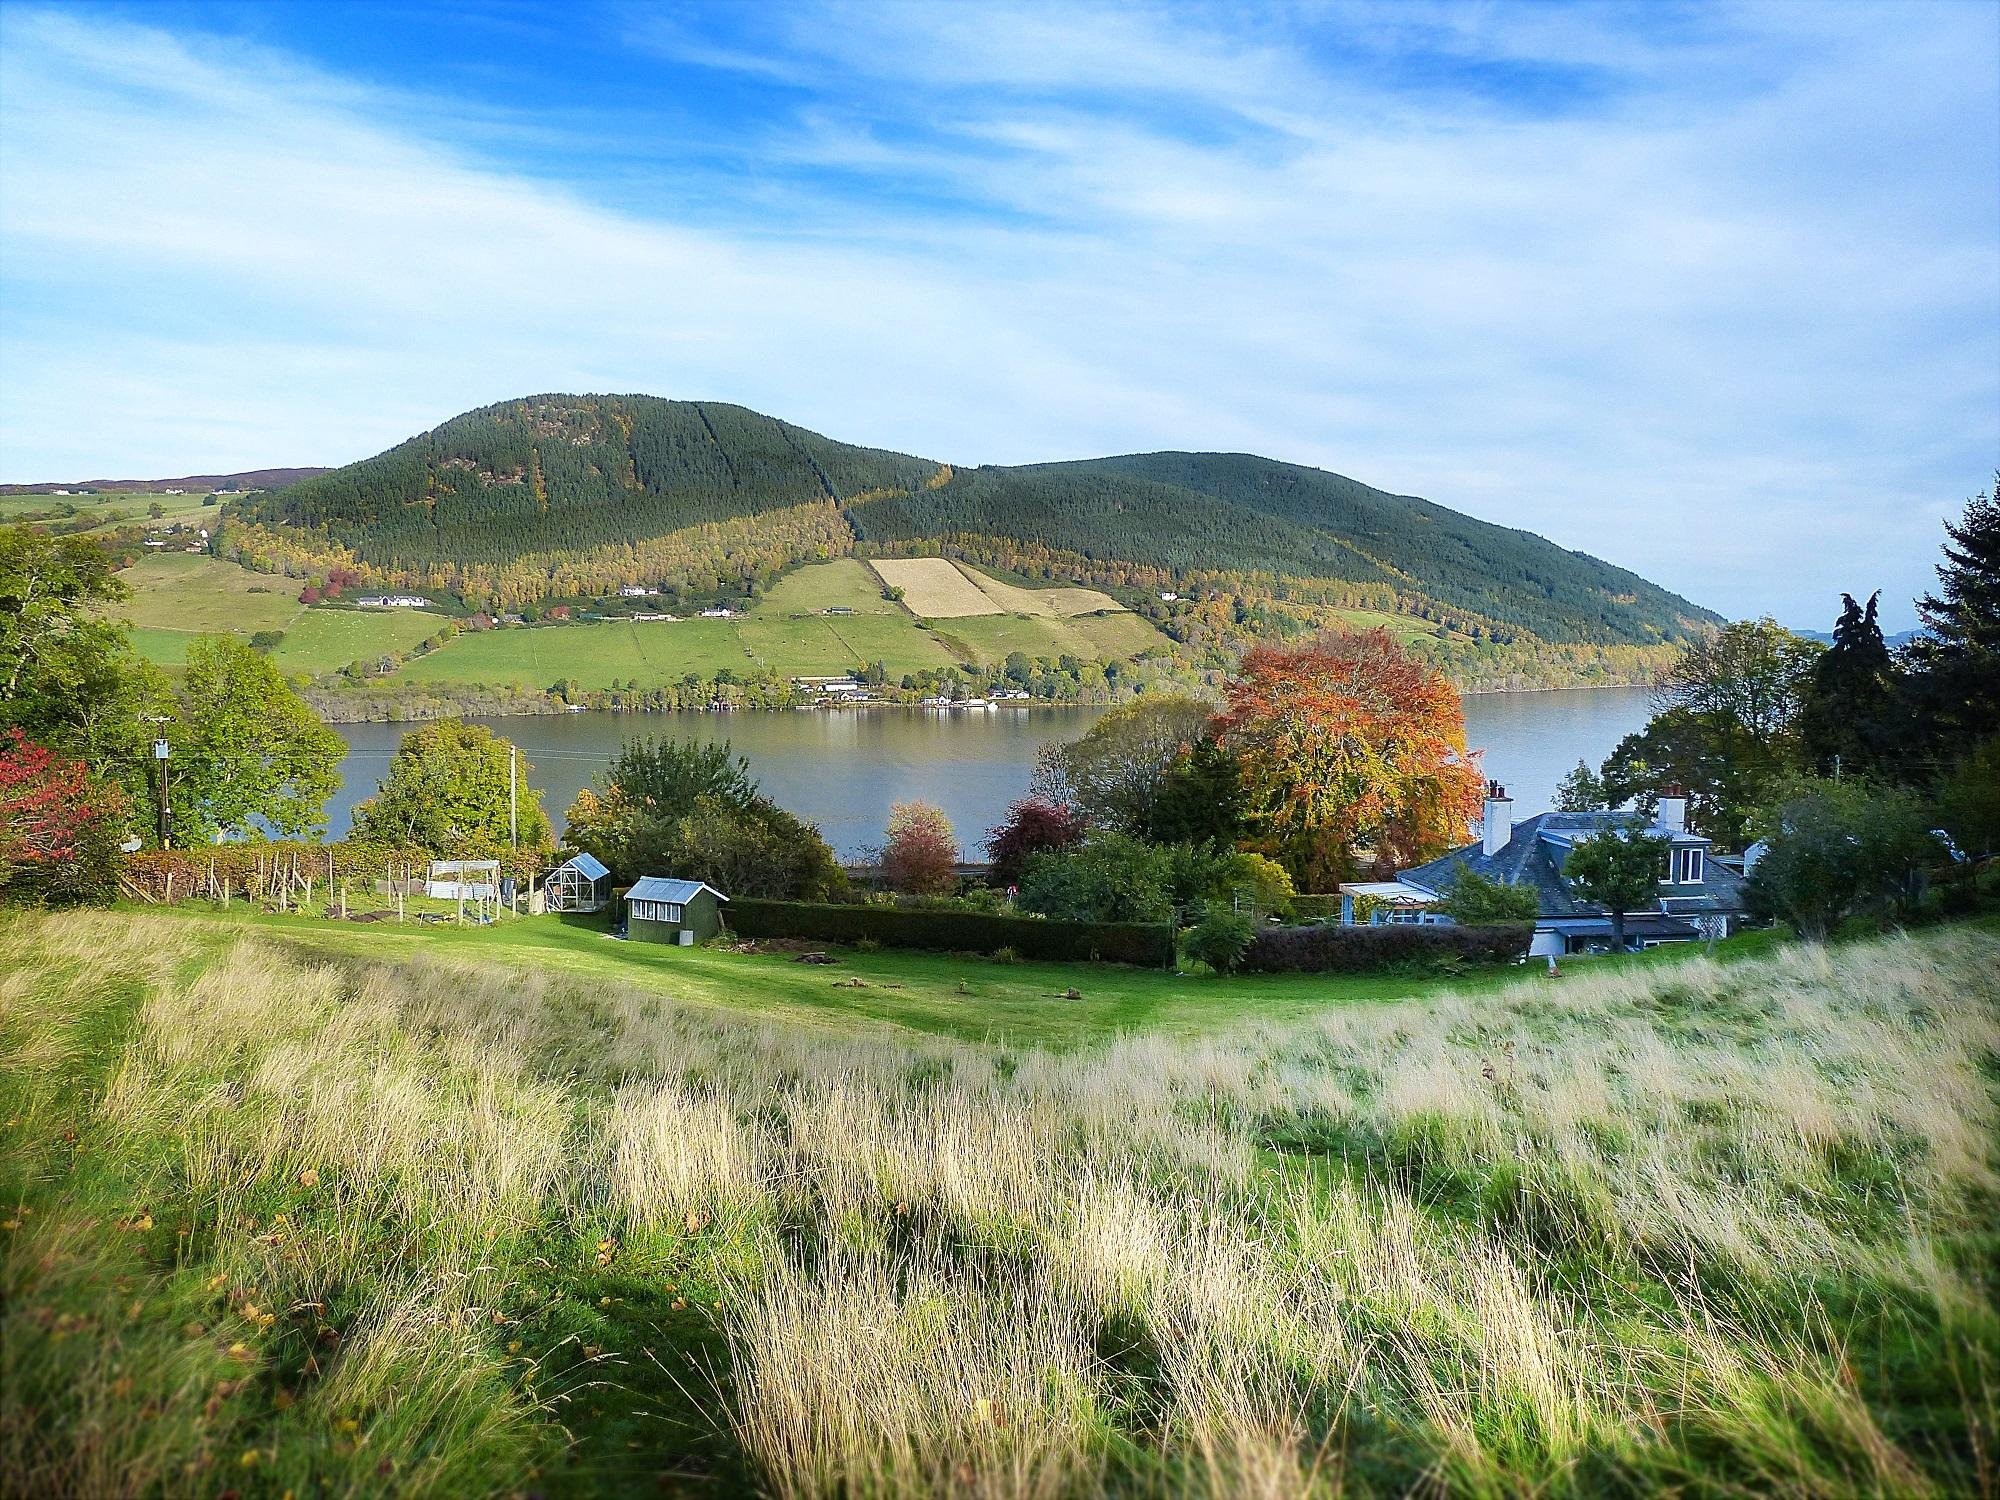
[555, 852, 609, 881]
[624, 876, 729, 905]
[1399, 810, 1746, 920]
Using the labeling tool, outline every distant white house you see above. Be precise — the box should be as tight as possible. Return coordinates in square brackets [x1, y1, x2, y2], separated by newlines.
[698, 606, 737, 619]
[353, 594, 431, 609]
[1159, 591, 1179, 602]
[618, 585, 659, 598]
[631, 611, 678, 622]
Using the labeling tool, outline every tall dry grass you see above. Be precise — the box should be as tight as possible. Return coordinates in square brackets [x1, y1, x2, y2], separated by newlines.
[2, 911, 1994, 1497]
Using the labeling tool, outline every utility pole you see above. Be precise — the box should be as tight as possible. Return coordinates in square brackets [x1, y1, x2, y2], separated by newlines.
[150, 719, 173, 849]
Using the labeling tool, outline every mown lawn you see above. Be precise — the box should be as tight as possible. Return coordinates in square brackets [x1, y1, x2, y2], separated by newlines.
[116, 901, 1619, 1046]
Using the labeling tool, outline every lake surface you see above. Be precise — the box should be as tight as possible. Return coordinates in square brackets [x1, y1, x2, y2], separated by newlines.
[324, 687, 1655, 859]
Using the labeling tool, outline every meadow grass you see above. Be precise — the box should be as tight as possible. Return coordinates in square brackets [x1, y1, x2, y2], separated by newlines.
[3, 911, 1994, 1498]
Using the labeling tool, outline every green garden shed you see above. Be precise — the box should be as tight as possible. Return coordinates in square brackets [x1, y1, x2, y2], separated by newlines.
[624, 877, 729, 945]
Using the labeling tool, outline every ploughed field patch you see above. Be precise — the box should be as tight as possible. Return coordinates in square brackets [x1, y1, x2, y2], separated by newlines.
[869, 557, 1126, 620]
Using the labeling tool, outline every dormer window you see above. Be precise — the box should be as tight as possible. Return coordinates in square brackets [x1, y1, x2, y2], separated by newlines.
[1664, 847, 1704, 885]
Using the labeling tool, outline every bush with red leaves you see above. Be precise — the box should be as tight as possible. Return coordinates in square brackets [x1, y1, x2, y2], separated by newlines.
[0, 730, 129, 906]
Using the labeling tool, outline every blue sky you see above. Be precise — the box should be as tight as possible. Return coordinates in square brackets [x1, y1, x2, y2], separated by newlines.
[1, 1, 1994, 628]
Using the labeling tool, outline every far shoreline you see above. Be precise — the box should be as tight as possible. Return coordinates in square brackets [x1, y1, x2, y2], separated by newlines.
[306, 679, 1659, 725]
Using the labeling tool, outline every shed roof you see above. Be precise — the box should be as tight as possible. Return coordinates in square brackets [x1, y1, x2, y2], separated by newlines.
[625, 876, 729, 905]
[556, 852, 609, 880]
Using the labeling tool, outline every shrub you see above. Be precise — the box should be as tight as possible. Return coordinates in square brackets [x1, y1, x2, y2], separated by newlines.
[1019, 833, 1172, 923]
[984, 797, 1086, 887]
[725, 898, 1174, 967]
[1183, 910, 1256, 973]
[1749, 777, 1943, 938]
[1238, 922, 1530, 974]
[0, 730, 127, 906]
[1437, 867, 1539, 926]
[880, 801, 959, 896]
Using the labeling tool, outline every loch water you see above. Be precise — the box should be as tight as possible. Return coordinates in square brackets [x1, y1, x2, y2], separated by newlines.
[323, 687, 1655, 860]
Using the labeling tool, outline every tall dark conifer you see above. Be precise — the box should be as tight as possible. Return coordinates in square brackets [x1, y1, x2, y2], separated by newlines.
[1908, 481, 2000, 748]
[1799, 591, 1903, 777]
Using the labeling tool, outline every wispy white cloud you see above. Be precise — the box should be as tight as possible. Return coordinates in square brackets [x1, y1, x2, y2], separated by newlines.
[1, 1, 1993, 628]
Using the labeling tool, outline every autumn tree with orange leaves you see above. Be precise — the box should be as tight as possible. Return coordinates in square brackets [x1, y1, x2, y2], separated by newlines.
[1217, 630, 1483, 890]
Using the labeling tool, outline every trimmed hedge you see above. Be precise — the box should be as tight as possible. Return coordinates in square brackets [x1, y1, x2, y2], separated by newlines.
[726, 898, 1174, 967]
[1239, 922, 1531, 974]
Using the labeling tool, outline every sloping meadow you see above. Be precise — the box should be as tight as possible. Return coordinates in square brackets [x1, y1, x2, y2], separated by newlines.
[2, 912, 1995, 1497]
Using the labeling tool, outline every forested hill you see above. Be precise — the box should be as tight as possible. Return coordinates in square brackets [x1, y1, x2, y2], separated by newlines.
[226, 393, 1714, 648]
[233, 395, 939, 574]
[847, 453, 1715, 646]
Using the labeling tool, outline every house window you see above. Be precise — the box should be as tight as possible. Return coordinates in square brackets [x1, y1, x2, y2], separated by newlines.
[631, 899, 686, 923]
[1664, 847, 1703, 885]
[664, 902, 684, 923]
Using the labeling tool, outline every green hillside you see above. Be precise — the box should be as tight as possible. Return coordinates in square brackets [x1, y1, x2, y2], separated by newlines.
[233, 395, 938, 573]
[217, 393, 1716, 661]
[849, 454, 1713, 647]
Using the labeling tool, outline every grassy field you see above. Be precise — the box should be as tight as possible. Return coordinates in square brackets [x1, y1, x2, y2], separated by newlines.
[115, 553, 299, 636]
[4, 907, 1994, 1497]
[386, 558, 1164, 690]
[112, 555, 447, 676]
[392, 618, 754, 690]
[1, 488, 222, 534]
[755, 558, 900, 615]
[104, 552, 1173, 690]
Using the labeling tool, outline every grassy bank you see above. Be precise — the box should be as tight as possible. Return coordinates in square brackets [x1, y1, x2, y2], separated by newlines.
[3, 911, 1995, 1497]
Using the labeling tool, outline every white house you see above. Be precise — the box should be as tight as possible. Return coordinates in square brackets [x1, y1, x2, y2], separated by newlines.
[619, 585, 658, 598]
[698, 606, 737, 619]
[353, 595, 431, 609]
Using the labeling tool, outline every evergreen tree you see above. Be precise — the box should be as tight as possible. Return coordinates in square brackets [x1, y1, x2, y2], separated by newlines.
[1798, 592, 1904, 778]
[1907, 481, 2000, 747]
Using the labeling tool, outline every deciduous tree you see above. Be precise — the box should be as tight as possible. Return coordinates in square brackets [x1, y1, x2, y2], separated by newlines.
[984, 797, 1086, 887]
[1747, 778, 1941, 939]
[166, 636, 343, 844]
[1216, 630, 1482, 889]
[880, 800, 959, 897]
[1561, 820, 1670, 951]
[564, 740, 844, 899]
[1033, 695, 1215, 835]
[351, 720, 550, 853]
[1601, 619, 1820, 847]
[0, 526, 161, 793]
[1438, 867, 1540, 926]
